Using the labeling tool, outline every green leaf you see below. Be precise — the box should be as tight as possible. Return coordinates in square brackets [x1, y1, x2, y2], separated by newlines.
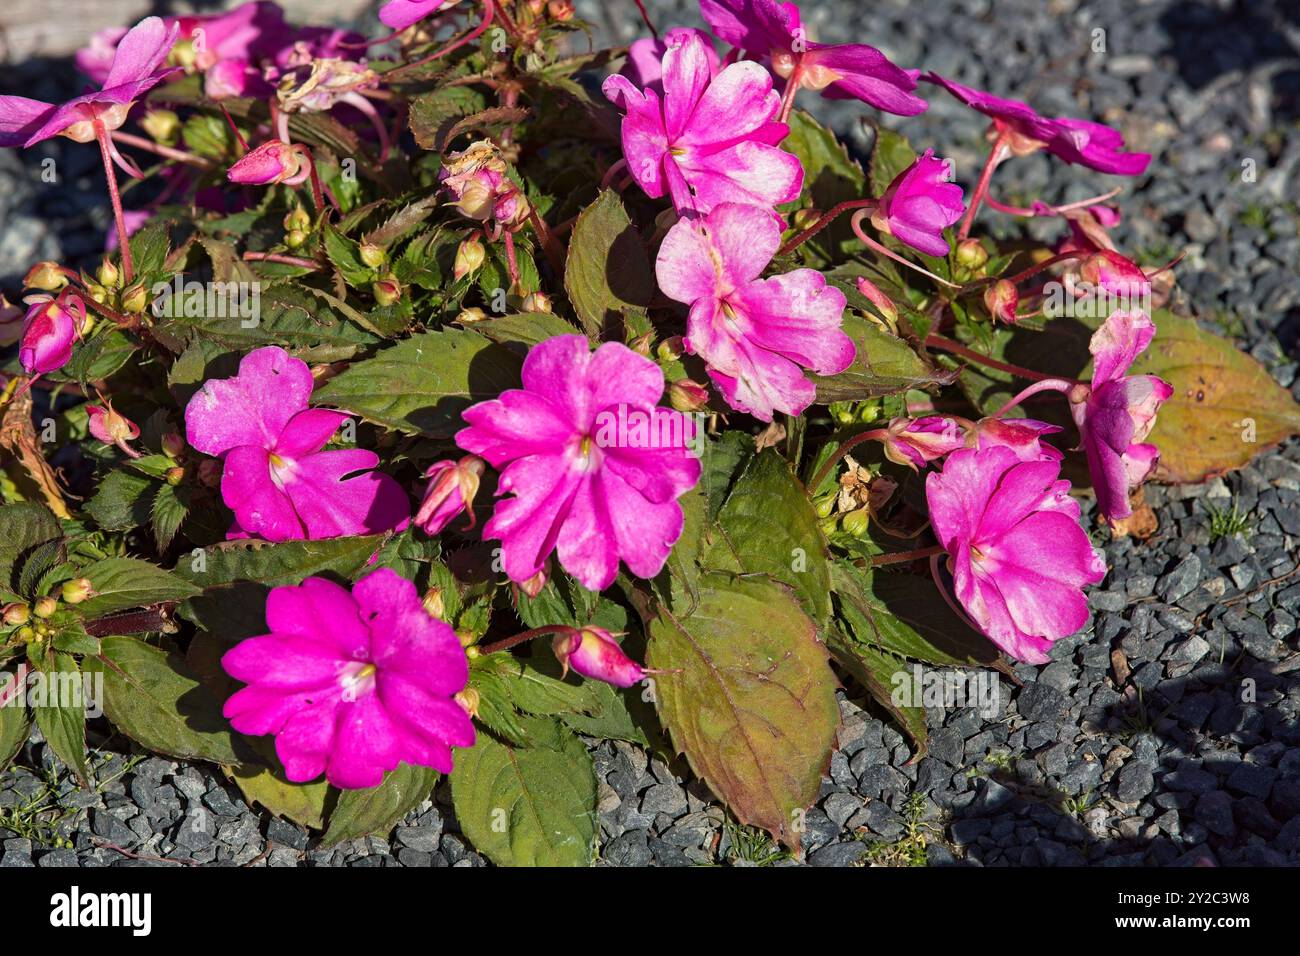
[408, 86, 490, 150]
[54, 329, 139, 385]
[831, 562, 1000, 667]
[697, 431, 753, 523]
[151, 483, 189, 551]
[232, 761, 330, 829]
[472, 311, 581, 348]
[31, 651, 87, 782]
[85, 469, 157, 533]
[0, 686, 29, 773]
[824, 627, 928, 755]
[127, 220, 172, 276]
[84, 635, 247, 764]
[77, 558, 201, 618]
[563, 190, 655, 336]
[1133, 311, 1300, 482]
[782, 110, 865, 253]
[813, 312, 953, 402]
[311, 327, 522, 436]
[868, 127, 917, 198]
[646, 574, 839, 850]
[704, 450, 832, 623]
[323, 224, 376, 286]
[323, 763, 440, 846]
[451, 721, 597, 866]
[0, 503, 62, 601]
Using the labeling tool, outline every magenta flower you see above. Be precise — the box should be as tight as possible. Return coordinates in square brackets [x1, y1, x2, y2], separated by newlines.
[456, 335, 702, 591]
[1069, 311, 1172, 521]
[655, 202, 854, 420]
[1080, 249, 1151, 300]
[973, 416, 1063, 463]
[105, 209, 152, 251]
[699, 0, 925, 115]
[227, 140, 310, 185]
[552, 627, 645, 688]
[0, 17, 178, 148]
[871, 149, 965, 257]
[879, 416, 966, 470]
[602, 30, 802, 216]
[380, 0, 459, 31]
[927, 446, 1106, 664]
[222, 569, 475, 788]
[19, 289, 85, 375]
[184, 346, 409, 542]
[415, 456, 484, 535]
[623, 27, 719, 90]
[922, 74, 1151, 176]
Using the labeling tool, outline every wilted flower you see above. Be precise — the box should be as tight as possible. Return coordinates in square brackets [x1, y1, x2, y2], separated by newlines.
[415, 456, 485, 535]
[276, 57, 378, 112]
[602, 30, 803, 216]
[222, 569, 475, 788]
[439, 139, 529, 228]
[871, 149, 965, 258]
[456, 335, 701, 591]
[984, 279, 1018, 323]
[551, 626, 645, 687]
[184, 346, 409, 541]
[927, 445, 1107, 663]
[87, 395, 142, 458]
[656, 202, 854, 421]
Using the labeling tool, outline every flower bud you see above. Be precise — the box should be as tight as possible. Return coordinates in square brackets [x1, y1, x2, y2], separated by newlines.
[372, 275, 402, 307]
[551, 626, 645, 687]
[791, 207, 822, 231]
[227, 140, 309, 186]
[415, 456, 485, 535]
[547, 0, 575, 20]
[840, 508, 871, 537]
[60, 578, 93, 605]
[121, 283, 148, 314]
[285, 229, 309, 249]
[880, 416, 967, 470]
[454, 237, 486, 281]
[165, 466, 186, 486]
[33, 596, 58, 619]
[629, 332, 653, 357]
[359, 242, 386, 269]
[19, 290, 85, 376]
[24, 261, 68, 292]
[984, 279, 1019, 324]
[141, 109, 180, 145]
[519, 568, 547, 599]
[454, 687, 480, 718]
[422, 587, 445, 620]
[96, 258, 120, 289]
[456, 307, 488, 324]
[15, 626, 36, 643]
[668, 378, 709, 413]
[458, 630, 478, 649]
[520, 291, 551, 314]
[955, 238, 989, 269]
[162, 432, 186, 458]
[284, 206, 312, 233]
[656, 336, 684, 362]
[87, 396, 141, 458]
[2, 604, 30, 626]
[854, 276, 898, 326]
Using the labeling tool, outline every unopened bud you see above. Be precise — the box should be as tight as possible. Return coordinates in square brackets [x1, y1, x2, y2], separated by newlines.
[454, 237, 486, 281]
[520, 291, 551, 314]
[841, 508, 871, 537]
[24, 261, 67, 292]
[33, 596, 58, 619]
[61, 578, 93, 604]
[162, 432, 186, 458]
[552, 626, 645, 687]
[165, 466, 185, 486]
[121, 283, 147, 314]
[456, 307, 487, 324]
[984, 279, 1019, 324]
[854, 276, 898, 326]
[629, 332, 653, 357]
[422, 587, 445, 620]
[359, 242, 386, 269]
[791, 207, 822, 231]
[141, 109, 180, 144]
[955, 239, 989, 269]
[284, 206, 311, 233]
[372, 275, 402, 307]
[454, 687, 480, 718]
[285, 229, 308, 249]
[668, 378, 709, 412]
[656, 336, 684, 362]
[96, 259, 121, 289]
[547, 0, 574, 20]
[2, 604, 29, 626]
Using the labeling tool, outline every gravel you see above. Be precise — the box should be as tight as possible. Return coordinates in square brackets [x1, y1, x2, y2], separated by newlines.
[2, 0, 1299, 866]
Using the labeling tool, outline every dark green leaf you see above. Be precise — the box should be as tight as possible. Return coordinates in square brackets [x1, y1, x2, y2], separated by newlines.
[323, 763, 440, 845]
[563, 190, 655, 336]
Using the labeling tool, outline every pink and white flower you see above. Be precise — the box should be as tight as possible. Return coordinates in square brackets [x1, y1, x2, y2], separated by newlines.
[552, 626, 645, 688]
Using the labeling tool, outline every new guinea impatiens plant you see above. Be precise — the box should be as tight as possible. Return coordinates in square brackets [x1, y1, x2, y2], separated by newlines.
[2, 0, 1299, 863]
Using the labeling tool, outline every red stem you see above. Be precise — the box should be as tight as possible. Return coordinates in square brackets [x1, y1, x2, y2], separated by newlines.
[958, 129, 1009, 240]
[632, 0, 659, 39]
[480, 624, 572, 656]
[777, 197, 876, 257]
[871, 545, 945, 567]
[396, 0, 496, 74]
[924, 333, 1060, 382]
[111, 131, 215, 169]
[808, 428, 888, 494]
[94, 120, 134, 283]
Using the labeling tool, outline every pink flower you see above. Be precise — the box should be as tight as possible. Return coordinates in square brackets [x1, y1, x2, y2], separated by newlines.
[655, 202, 854, 420]
[927, 445, 1106, 663]
[222, 569, 475, 788]
[552, 627, 645, 688]
[227, 140, 310, 185]
[622, 27, 719, 90]
[871, 149, 964, 257]
[973, 416, 1063, 462]
[602, 30, 802, 215]
[878, 416, 966, 470]
[87, 396, 141, 458]
[0, 17, 179, 147]
[415, 456, 484, 535]
[184, 346, 409, 542]
[1069, 311, 1172, 521]
[105, 209, 152, 251]
[699, 0, 926, 115]
[1080, 249, 1150, 300]
[19, 289, 85, 375]
[456, 335, 702, 591]
[379, 0, 459, 31]
[922, 74, 1151, 176]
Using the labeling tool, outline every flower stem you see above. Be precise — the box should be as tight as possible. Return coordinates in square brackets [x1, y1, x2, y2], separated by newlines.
[957, 130, 1009, 240]
[94, 120, 134, 283]
[632, 0, 659, 39]
[924, 333, 1062, 383]
[778, 65, 802, 124]
[242, 252, 321, 269]
[984, 186, 1121, 218]
[852, 211, 961, 289]
[992, 378, 1079, 418]
[777, 197, 876, 258]
[503, 229, 521, 290]
[480, 624, 571, 656]
[110, 131, 215, 170]
[870, 544, 946, 567]
[393, 0, 496, 76]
